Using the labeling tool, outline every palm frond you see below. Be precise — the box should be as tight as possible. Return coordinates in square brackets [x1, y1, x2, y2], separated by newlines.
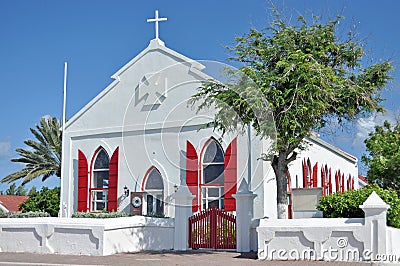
[1, 116, 62, 185]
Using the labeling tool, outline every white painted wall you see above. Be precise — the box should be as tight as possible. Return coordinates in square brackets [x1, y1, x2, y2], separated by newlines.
[256, 192, 399, 262]
[387, 227, 400, 256]
[0, 216, 173, 256]
[61, 39, 269, 219]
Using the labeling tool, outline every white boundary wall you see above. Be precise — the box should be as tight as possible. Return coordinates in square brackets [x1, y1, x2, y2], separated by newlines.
[256, 192, 400, 262]
[0, 216, 174, 256]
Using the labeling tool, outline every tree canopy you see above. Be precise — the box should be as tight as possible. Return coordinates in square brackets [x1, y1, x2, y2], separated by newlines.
[191, 10, 392, 218]
[362, 120, 400, 192]
[1, 116, 62, 185]
[0, 183, 27, 196]
[19, 186, 60, 217]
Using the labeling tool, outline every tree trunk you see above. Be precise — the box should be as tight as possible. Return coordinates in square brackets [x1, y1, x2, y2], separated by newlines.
[271, 152, 289, 219]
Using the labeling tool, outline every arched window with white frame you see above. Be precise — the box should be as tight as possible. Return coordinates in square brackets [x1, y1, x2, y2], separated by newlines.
[91, 148, 109, 211]
[144, 167, 164, 216]
[201, 139, 224, 210]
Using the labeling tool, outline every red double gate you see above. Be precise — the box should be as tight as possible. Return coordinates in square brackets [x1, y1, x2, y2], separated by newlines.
[188, 206, 236, 249]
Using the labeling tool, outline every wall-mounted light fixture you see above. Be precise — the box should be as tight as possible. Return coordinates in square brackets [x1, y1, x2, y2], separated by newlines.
[174, 184, 179, 192]
[123, 185, 130, 197]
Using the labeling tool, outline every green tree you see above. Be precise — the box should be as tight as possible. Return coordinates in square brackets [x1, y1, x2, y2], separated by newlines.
[362, 120, 400, 192]
[191, 11, 392, 218]
[5, 183, 17, 195]
[16, 185, 27, 196]
[19, 187, 60, 217]
[4, 183, 26, 196]
[1, 117, 62, 185]
[28, 186, 37, 196]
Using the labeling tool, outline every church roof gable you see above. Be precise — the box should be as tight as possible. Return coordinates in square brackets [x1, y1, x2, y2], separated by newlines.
[111, 39, 205, 80]
[65, 39, 209, 131]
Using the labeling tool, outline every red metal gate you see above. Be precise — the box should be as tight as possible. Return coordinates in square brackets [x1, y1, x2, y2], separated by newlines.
[188, 206, 236, 249]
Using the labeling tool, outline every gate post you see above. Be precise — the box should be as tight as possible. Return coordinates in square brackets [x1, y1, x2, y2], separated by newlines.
[173, 184, 195, 251]
[233, 179, 256, 252]
[360, 191, 390, 257]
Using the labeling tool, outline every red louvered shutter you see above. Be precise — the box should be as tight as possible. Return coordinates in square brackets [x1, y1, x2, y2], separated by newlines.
[335, 171, 340, 192]
[312, 162, 318, 188]
[302, 159, 307, 188]
[307, 158, 312, 188]
[286, 171, 291, 192]
[224, 138, 237, 211]
[321, 166, 326, 196]
[328, 168, 332, 195]
[78, 150, 89, 212]
[341, 174, 345, 192]
[186, 141, 199, 212]
[108, 147, 119, 212]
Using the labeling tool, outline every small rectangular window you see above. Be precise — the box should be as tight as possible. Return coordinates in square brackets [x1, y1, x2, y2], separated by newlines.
[91, 190, 108, 212]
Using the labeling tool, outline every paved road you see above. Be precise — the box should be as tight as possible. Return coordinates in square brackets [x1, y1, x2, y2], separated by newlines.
[0, 250, 395, 266]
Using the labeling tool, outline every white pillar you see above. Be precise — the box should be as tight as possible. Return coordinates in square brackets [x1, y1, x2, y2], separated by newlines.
[360, 191, 390, 258]
[233, 179, 257, 252]
[172, 185, 194, 251]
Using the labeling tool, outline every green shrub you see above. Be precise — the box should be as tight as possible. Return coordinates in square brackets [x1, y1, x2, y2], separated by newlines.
[145, 212, 166, 218]
[72, 211, 132, 218]
[1, 211, 50, 218]
[317, 184, 400, 228]
[19, 187, 60, 217]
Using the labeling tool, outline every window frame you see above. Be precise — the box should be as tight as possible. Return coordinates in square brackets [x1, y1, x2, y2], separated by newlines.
[143, 167, 165, 216]
[200, 139, 225, 210]
[90, 148, 110, 212]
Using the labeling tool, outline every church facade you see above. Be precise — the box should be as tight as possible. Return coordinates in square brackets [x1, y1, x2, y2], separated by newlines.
[59, 33, 359, 219]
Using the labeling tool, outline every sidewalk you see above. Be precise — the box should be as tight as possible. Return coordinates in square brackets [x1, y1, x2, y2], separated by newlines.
[0, 250, 388, 266]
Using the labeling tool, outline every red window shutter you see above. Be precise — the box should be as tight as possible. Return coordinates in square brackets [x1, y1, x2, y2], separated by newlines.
[108, 147, 119, 212]
[321, 166, 326, 196]
[186, 141, 199, 212]
[335, 171, 340, 192]
[341, 173, 345, 192]
[306, 158, 312, 188]
[224, 138, 237, 211]
[78, 150, 89, 212]
[312, 162, 318, 188]
[302, 159, 307, 188]
[328, 168, 332, 195]
[286, 171, 291, 192]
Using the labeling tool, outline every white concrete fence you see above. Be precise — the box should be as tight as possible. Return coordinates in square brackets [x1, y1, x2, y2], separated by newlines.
[256, 191, 400, 262]
[0, 216, 174, 256]
[0, 184, 399, 260]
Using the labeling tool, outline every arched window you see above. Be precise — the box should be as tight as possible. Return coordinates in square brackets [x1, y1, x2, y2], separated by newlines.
[201, 139, 224, 209]
[144, 167, 164, 216]
[91, 148, 109, 211]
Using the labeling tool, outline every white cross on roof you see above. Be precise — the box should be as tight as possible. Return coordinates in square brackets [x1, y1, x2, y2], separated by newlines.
[147, 10, 167, 40]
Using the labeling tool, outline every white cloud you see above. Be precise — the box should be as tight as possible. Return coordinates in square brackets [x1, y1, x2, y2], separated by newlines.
[352, 111, 397, 147]
[0, 141, 11, 157]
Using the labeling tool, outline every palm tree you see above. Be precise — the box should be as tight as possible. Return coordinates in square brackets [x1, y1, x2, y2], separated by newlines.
[1, 116, 62, 185]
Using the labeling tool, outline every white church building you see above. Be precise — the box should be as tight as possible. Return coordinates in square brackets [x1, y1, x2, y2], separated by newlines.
[59, 11, 360, 219]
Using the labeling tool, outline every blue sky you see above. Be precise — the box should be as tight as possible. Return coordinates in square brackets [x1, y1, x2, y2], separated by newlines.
[0, 0, 399, 192]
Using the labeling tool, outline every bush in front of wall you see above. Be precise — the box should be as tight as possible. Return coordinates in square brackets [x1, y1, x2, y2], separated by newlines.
[317, 184, 400, 228]
[0, 211, 50, 218]
[72, 211, 132, 218]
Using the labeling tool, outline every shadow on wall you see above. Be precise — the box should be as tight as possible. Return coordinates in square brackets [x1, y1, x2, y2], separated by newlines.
[107, 217, 174, 254]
